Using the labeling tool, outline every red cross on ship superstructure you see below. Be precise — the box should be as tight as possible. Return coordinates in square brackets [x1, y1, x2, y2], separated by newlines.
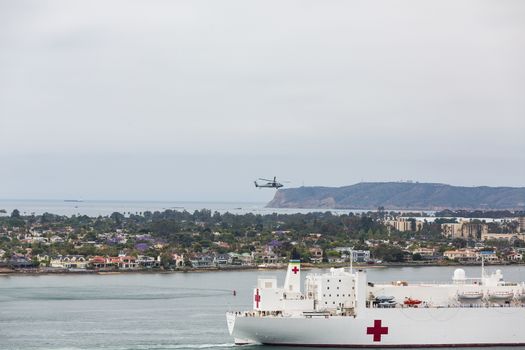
[291, 266, 299, 274]
[367, 320, 388, 342]
[254, 289, 261, 308]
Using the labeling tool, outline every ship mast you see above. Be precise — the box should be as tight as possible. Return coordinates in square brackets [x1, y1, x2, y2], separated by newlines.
[350, 247, 353, 274]
[481, 253, 485, 285]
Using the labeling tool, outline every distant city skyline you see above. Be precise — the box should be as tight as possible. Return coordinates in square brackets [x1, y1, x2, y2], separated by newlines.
[1, 0, 524, 202]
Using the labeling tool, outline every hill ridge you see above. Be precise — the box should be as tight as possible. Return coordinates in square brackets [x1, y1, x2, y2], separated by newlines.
[266, 182, 525, 210]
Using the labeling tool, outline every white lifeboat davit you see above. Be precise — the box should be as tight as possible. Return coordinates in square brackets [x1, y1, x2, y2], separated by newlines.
[515, 290, 525, 301]
[488, 291, 514, 302]
[458, 291, 484, 301]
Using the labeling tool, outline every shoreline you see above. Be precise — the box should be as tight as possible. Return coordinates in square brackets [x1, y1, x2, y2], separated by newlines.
[1, 261, 524, 276]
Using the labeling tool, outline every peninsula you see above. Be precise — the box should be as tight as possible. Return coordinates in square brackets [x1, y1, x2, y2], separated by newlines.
[267, 182, 525, 210]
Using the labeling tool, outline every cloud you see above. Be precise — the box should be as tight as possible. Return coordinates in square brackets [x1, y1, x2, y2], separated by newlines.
[0, 0, 524, 199]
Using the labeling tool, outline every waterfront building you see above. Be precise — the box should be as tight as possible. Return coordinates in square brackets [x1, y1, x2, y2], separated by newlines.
[50, 255, 88, 269]
[443, 249, 477, 262]
[172, 253, 185, 267]
[351, 250, 371, 263]
[412, 248, 438, 260]
[214, 253, 232, 265]
[239, 252, 255, 266]
[190, 254, 215, 268]
[89, 256, 110, 269]
[136, 255, 160, 268]
[117, 256, 138, 269]
[441, 220, 488, 240]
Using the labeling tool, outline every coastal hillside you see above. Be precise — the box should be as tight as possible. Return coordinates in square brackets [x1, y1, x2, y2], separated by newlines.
[266, 182, 525, 210]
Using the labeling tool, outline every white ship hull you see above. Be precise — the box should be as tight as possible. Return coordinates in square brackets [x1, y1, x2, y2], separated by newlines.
[227, 261, 525, 347]
[229, 307, 525, 347]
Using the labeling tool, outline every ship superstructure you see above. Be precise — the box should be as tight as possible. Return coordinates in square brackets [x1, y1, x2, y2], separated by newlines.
[227, 260, 525, 347]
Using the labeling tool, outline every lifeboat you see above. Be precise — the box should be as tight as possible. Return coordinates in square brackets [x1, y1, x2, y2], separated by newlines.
[378, 301, 396, 308]
[375, 295, 395, 302]
[403, 298, 422, 306]
[488, 291, 514, 302]
[458, 291, 483, 301]
[374, 296, 396, 308]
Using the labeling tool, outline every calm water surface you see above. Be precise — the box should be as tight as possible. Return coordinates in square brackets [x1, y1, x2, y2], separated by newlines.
[1, 266, 524, 350]
[0, 199, 364, 217]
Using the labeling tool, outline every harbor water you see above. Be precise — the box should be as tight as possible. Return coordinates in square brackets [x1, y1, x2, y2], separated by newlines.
[0, 199, 366, 217]
[1, 266, 524, 350]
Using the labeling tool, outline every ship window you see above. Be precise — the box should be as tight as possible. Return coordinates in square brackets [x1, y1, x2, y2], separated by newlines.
[333, 302, 335, 304]
[337, 287, 339, 289]
[339, 280, 341, 282]
[327, 287, 330, 290]
[325, 302, 327, 305]
[327, 280, 330, 282]
[323, 294, 326, 297]
[329, 294, 331, 297]
[337, 294, 339, 297]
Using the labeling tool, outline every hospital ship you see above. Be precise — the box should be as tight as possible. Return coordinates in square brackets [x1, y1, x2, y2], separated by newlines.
[227, 260, 525, 347]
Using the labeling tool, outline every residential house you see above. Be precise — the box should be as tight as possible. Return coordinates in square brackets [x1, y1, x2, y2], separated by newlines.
[172, 253, 186, 267]
[8, 254, 34, 268]
[90, 256, 111, 269]
[351, 250, 371, 263]
[50, 255, 88, 269]
[190, 254, 215, 268]
[412, 247, 440, 261]
[214, 253, 231, 265]
[117, 256, 138, 269]
[443, 249, 478, 262]
[238, 252, 255, 266]
[136, 255, 160, 268]
[309, 247, 323, 263]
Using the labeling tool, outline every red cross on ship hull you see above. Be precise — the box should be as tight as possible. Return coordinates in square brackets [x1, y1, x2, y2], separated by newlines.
[367, 320, 388, 342]
[254, 288, 261, 308]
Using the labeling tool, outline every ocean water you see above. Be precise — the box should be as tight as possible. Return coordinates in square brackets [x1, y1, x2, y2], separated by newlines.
[0, 199, 361, 217]
[1, 266, 524, 350]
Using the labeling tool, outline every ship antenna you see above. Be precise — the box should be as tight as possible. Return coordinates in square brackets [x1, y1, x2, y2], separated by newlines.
[350, 247, 353, 274]
[481, 253, 485, 284]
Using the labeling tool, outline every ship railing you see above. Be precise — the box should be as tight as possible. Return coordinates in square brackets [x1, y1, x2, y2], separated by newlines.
[232, 310, 288, 318]
[377, 279, 484, 286]
[368, 302, 525, 309]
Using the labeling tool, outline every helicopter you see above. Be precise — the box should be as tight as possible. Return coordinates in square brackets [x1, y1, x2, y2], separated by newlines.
[254, 176, 286, 189]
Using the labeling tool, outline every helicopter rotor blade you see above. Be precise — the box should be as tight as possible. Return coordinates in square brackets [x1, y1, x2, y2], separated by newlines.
[259, 178, 272, 181]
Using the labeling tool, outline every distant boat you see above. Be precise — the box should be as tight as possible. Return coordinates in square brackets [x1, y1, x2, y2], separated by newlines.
[64, 200, 83, 203]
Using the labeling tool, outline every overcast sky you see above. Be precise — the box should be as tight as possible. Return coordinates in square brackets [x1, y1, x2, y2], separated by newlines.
[0, 0, 524, 202]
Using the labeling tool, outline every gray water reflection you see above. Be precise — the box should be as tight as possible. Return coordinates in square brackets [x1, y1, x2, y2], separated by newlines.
[0, 266, 523, 350]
